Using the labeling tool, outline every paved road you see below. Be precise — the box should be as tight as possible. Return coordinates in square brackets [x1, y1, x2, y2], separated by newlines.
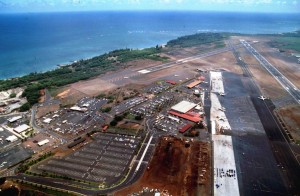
[241, 40, 300, 104]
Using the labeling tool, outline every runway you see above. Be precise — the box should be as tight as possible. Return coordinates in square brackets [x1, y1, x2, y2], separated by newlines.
[241, 40, 300, 105]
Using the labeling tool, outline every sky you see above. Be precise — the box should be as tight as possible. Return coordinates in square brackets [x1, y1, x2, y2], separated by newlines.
[0, 0, 299, 13]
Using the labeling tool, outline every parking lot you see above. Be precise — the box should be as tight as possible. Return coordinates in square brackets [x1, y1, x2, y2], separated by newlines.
[130, 94, 175, 118]
[0, 127, 18, 149]
[0, 145, 33, 169]
[37, 133, 141, 186]
[111, 97, 147, 115]
[143, 81, 172, 95]
[37, 97, 107, 136]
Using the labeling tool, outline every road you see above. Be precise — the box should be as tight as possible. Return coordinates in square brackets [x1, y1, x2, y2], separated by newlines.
[241, 40, 300, 104]
[4, 43, 245, 195]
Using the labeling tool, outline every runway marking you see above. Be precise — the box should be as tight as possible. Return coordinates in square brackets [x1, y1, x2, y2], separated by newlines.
[138, 69, 151, 74]
[241, 41, 300, 105]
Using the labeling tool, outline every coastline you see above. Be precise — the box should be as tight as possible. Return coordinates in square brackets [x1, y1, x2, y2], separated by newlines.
[1, 11, 300, 80]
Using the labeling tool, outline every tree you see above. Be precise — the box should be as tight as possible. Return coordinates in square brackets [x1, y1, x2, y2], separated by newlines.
[110, 120, 118, 126]
[9, 93, 16, 98]
[20, 103, 30, 112]
[135, 115, 142, 121]
[114, 115, 123, 122]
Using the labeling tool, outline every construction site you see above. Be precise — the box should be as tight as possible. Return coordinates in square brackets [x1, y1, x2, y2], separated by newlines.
[115, 136, 211, 196]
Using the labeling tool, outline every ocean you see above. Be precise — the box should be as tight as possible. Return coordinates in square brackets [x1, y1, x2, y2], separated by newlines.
[0, 11, 299, 79]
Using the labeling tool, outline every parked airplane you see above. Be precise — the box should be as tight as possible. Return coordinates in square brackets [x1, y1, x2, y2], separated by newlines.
[258, 95, 268, 100]
[218, 92, 226, 96]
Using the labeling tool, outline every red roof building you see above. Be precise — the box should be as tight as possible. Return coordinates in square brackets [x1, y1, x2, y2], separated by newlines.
[179, 124, 193, 133]
[169, 110, 202, 123]
[166, 80, 177, 85]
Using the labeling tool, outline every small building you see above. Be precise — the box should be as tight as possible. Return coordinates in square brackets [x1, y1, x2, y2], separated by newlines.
[38, 139, 49, 146]
[70, 106, 87, 112]
[43, 118, 52, 124]
[14, 124, 30, 133]
[171, 101, 197, 114]
[186, 80, 202, 89]
[8, 116, 22, 123]
[179, 124, 193, 133]
[6, 135, 18, 142]
[166, 80, 176, 85]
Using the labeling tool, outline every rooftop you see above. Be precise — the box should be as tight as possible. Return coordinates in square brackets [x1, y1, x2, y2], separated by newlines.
[171, 100, 197, 114]
[14, 124, 30, 133]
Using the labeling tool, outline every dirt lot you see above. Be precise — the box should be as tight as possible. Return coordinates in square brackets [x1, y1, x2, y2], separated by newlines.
[276, 105, 300, 143]
[190, 51, 243, 75]
[115, 136, 211, 196]
[238, 47, 288, 99]
[254, 41, 300, 88]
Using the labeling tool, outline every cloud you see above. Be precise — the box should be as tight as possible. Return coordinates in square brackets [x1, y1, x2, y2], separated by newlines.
[198, 0, 274, 4]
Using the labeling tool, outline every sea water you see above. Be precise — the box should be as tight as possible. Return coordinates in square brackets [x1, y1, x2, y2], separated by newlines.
[0, 11, 299, 79]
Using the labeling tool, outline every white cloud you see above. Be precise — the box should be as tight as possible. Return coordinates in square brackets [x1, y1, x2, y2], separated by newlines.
[199, 0, 273, 4]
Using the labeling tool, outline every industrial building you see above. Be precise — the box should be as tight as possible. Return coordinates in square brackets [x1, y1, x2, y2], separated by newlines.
[171, 100, 197, 114]
[169, 101, 202, 123]
[14, 124, 30, 133]
[8, 116, 22, 123]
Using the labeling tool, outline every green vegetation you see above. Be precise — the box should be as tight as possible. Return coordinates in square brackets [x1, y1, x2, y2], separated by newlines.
[0, 32, 229, 109]
[167, 32, 228, 48]
[0, 46, 167, 108]
[19, 102, 30, 112]
[101, 107, 112, 113]
[135, 115, 143, 121]
[106, 127, 139, 136]
[17, 152, 53, 173]
[9, 92, 16, 98]
[269, 31, 300, 52]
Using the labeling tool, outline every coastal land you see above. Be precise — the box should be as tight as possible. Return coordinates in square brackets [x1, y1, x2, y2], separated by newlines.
[0, 31, 300, 195]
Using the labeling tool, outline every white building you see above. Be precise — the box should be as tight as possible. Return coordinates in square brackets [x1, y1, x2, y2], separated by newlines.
[14, 124, 30, 133]
[8, 116, 22, 123]
[6, 135, 18, 142]
[43, 118, 52, 124]
[38, 139, 49, 146]
[171, 100, 197, 113]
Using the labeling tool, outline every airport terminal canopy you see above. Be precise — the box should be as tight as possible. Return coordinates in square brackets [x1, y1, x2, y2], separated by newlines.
[171, 100, 197, 114]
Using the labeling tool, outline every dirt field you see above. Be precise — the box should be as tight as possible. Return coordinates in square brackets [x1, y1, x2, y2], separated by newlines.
[238, 47, 288, 99]
[276, 105, 300, 142]
[190, 51, 243, 75]
[115, 136, 211, 196]
[254, 41, 300, 88]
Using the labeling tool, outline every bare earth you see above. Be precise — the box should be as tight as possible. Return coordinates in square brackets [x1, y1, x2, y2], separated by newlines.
[115, 136, 211, 196]
[276, 105, 300, 142]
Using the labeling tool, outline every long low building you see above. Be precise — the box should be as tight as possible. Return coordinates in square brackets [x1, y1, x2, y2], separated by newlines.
[169, 110, 202, 123]
[38, 139, 49, 146]
[8, 116, 22, 123]
[186, 80, 202, 89]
